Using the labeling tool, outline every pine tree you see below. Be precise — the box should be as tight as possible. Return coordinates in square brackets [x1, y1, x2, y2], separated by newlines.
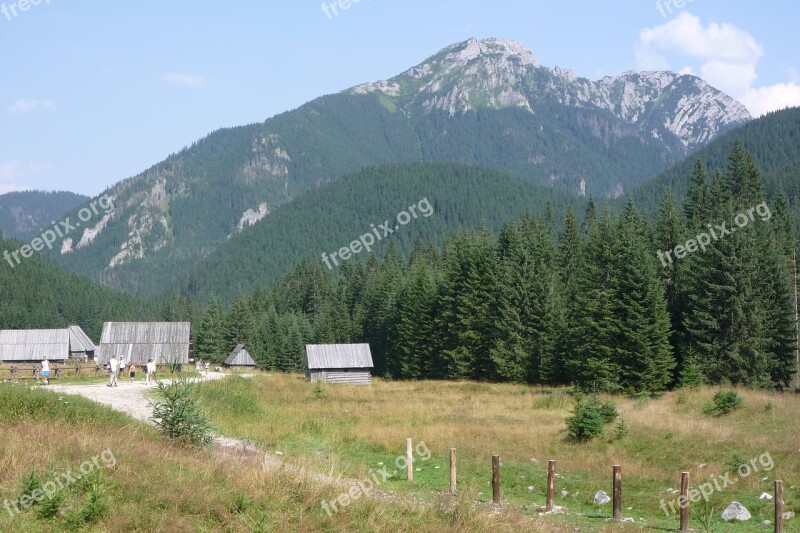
[612, 201, 674, 391]
[654, 192, 688, 382]
[195, 297, 226, 363]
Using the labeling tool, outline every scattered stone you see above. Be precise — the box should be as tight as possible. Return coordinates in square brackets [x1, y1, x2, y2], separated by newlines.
[721, 502, 751, 522]
[560, 489, 569, 497]
[785, 511, 796, 520]
[594, 490, 611, 505]
[620, 517, 635, 523]
[763, 520, 772, 525]
[275, 451, 283, 456]
[759, 492, 773, 500]
[527, 486, 535, 492]
[434, 466, 440, 469]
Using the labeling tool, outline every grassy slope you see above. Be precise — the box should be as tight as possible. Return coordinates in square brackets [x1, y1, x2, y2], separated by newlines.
[0, 382, 552, 532]
[195, 374, 800, 532]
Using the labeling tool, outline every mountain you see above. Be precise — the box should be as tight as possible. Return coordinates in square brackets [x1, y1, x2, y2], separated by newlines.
[170, 161, 584, 302]
[628, 107, 800, 214]
[49, 38, 750, 298]
[0, 190, 89, 240]
[0, 234, 156, 340]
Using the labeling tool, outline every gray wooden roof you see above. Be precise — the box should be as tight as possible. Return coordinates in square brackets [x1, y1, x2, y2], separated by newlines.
[98, 322, 191, 364]
[224, 344, 256, 366]
[0, 326, 95, 361]
[305, 344, 373, 370]
[68, 325, 96, 353]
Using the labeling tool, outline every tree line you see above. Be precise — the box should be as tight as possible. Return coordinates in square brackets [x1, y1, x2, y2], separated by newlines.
[190, 143, 797, 391]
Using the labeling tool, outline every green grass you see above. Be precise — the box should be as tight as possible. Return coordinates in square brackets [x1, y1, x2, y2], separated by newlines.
[0, 380, 548, 532]
[193, 374, 800, 532]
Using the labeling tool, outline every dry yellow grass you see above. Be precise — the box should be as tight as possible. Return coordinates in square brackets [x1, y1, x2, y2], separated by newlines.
[0, 381, 565, 532]
[196, 374, 800, 531]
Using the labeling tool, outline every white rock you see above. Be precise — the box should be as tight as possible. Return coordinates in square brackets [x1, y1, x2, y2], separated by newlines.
[527, 486, 535, 492]
[561, 489, 569, 497]
[784, 511, 795, 520]
[759, 492, 773, 500]
[594, 490, 611, 505]
[721, 502, 751, 522]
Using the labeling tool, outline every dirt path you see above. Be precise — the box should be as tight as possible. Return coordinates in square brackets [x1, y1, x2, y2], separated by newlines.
[46, 373, 361, 489]
[49, 371, 230, 422]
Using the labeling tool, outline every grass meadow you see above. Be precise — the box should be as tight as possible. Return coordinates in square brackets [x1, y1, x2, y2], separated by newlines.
[0, 380, 554, 532]
[193, 373, 800, 532]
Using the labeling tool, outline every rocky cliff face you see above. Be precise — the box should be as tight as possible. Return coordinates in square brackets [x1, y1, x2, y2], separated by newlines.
[352, 38, 751, 151]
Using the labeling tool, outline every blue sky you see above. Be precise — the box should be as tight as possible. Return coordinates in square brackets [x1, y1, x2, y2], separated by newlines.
[2, 0, 799, 196]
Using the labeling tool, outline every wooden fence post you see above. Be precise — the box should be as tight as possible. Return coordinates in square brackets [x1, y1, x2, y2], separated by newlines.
[680, 472, 689, 532]
[406, 438, 413, 481]
[775, 480, 784, 533]
[492, 455, 501, 503]
[546, 460, 556, 512]
[450, 448, 457, 494]
[613, 465, 622, 521]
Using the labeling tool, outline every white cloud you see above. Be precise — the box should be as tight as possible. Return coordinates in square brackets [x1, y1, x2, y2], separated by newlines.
[636, 13, 800, 116]
[5, 99, 56, 114]
[739, 83, 800, 117]
[0, 183, 29, 195]
[163, 72, 206, 88]
[0, 161, 55, 186]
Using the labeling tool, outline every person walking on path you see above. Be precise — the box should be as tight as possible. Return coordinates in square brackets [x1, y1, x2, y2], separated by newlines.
[119, 357, 127, 377]
[145, 358, 156, 385]
[108, 355, 119, 387]
[41, 357, 50, 385]
[129, 363, 137, 383]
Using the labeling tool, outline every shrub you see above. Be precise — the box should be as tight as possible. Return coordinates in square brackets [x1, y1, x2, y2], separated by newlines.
[703, 390, 744, 416]
[151, 377, 213, 446]
[610, 416, 629, 442]
[566, 395, 618, 441]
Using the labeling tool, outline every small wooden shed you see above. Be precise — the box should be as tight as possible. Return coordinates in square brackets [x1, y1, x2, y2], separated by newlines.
[224, 344, 256, 368]
[305, 344, 373, 385]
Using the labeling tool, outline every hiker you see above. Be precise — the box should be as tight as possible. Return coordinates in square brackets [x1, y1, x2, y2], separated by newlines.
[145, 358, 156, 385]
[107, 355, 119, 387]
[41, 357, 50, 385]
[119, 356, 127, 376]
[129, 363, 137, 382]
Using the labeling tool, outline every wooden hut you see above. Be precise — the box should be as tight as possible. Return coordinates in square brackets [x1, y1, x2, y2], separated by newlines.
[305, 344, 373, 385]
[0, 326, 96, 363]
[97, 322, 191, 366]
[224, 344, 256, 368]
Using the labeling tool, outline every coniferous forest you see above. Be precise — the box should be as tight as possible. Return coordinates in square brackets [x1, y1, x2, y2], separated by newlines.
[189, 143, 797, 391]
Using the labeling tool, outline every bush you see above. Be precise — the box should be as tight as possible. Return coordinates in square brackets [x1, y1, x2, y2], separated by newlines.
[151, 377, 213, 446]
[610, 416, 629, 442]
[566, 395, 618, 441]
[703, 390, 744, 416]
